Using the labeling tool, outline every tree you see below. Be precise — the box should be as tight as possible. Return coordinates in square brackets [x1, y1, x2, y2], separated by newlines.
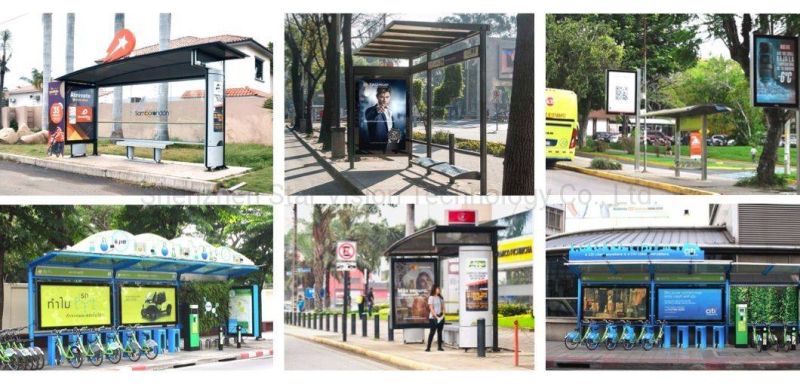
[111, 13, 125, 139]
[432, 64, 464, 119]
[65, 13, 75, 74]
[546, 15, 624, 145]
[0, 30, 10, 119]
[704, 14, 800, 186]
[18, 68, 42, 89]
[287, 14, 327, 135]
[310, 205, 336, 309]
[154, 13, 171, 141]
[439, 14, 517, 38]
[319, 14, 340, 150]
[503, 13, 535, 195]
[412, 79, 426, 118]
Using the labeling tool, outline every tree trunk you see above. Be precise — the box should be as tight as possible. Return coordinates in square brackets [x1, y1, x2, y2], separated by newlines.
[288, 40, 304, 130]
[757, 108, 787, 185]
[405, 204, 415, 236]
[155, 13, 171, 141]
[0, 247, 5, 327]
[111, 14, 125, 139]
[65, 14, 75, 73]
[320, 14, 340, 151]
[42, 14, 52, 134]
[305, 79, 318, 134]
[502, 13, 535, 195]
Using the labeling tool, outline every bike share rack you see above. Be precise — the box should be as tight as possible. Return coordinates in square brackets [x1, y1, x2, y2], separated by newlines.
[27, 230, 259, 366]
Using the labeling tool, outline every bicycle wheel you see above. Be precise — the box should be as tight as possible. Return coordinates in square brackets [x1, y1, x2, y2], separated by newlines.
[623, 339, 635, 351]
[127, 346, 141, 362]
[68, 346, 83, 369]
[88, 351, 103, 366]
[34, 347, 45, 370]
[605, 338, 617, 350]
[643, 339, 654, 351]
[144, 347, 158, 360]
[586, 339, 599, 350]
[8, 355, 20, 371]
[785, 341, 792, 353]
[108, 348, 122, 364]
[564, 334, 580, 350]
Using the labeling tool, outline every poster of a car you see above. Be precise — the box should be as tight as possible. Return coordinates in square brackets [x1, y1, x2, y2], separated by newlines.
[120, 285, 177, 325]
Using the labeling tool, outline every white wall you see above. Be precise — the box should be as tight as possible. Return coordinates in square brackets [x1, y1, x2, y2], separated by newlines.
[226, 45, 271, 94]
[562, 201, 710, 233]
[8, 92, 42, 108]
[2, 283, 28, 330]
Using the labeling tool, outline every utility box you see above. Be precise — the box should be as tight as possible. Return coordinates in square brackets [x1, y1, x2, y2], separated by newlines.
[184, 304, 201, 351]
[735, 304, 748, 347]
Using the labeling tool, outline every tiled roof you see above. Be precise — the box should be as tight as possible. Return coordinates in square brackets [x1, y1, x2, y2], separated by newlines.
[180, 86, 269, 99]
[7, 85, 41, 95]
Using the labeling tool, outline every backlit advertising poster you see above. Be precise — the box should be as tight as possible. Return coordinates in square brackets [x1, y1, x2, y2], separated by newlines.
[583, 287, 647, 320]
[605, 70, 638, 115]
[690, 132, 702, 159]
[119, 285, 176, 325]
[357, 78, 407, 152]
[65, 85, 97, 143]
[499, 48, 515, 79]
[464, 259, 489, 311]
[391, 259, 436, 328]
[229, 287, 255, 335]
[47, 81, 65, 135]
[752, 35, 798, 107]
[38, 283, 112, 329]
[658, 288, 723, 321]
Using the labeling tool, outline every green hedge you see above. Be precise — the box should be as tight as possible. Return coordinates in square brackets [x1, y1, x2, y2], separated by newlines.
[498, 303, 531, 317]
[179, 281, 233, 336]
[412, 131, 506, 157]
[730, 287, 798, 323]
[590, 157, 622, 170]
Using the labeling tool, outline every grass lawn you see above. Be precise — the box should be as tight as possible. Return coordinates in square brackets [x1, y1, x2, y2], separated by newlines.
[590, 144, 798, 167]
[0, 141, 273, 193]
[498, 314, 534, 331]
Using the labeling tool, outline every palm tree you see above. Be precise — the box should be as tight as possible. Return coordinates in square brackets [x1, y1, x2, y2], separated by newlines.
[311, 205, 336, 310]
[66, 13, 75, 73]
[19, 68, 43, 89]
[0, 30, 12, 127]
[42, 14, 52, 132]
[154, 13, 171, 141]
[111, 13, 125, 139]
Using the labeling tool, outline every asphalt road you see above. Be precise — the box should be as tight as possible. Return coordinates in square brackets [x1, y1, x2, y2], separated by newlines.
[546, 167, 671, 197]
[0, 160, 190, 195]
[285, 336, 398, 370]
[284, 129, 354, 195]
[175, 357, 273, 371]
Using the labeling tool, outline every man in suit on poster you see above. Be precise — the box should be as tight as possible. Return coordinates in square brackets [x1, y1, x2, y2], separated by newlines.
[364, 86, 395, 147]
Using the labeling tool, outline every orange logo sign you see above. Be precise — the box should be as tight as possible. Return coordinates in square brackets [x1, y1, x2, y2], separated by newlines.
[103, 29, 136, 63]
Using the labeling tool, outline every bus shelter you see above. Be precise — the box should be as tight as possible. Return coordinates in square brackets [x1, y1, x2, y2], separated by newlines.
[644, 104, 732, 180]
[26, 230, 260, 366]
[384, 224, 504, 350]
[348, 21, 490, 194]
[547, 226, 800, 349]
[54, 42, 247, 170]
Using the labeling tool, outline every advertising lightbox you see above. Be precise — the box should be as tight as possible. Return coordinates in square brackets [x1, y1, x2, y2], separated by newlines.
[391, 259, 436, 328]
[65, 85, 97, 144]
[229, 286, 259, 336]
[752, 34, 799, 107]
[657, 288, 723, 321]
[38, 283, 112, 329]
[605, 70, 638, 115]
[583, 287, 648, 320]
[356, 78, 408, 151]
[120, 285, 177, 325]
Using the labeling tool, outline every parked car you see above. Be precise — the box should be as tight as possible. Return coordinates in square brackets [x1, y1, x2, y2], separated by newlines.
[780, 134, 798, 148]
[707, 134, 731, 146]
[595, 131, 622, 143]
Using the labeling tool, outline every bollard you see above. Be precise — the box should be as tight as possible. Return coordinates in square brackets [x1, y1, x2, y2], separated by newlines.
[351, 313, 356, 335]
[374, 314, 380, 339]
[236, 325, 242, 349]
[301, 313, 305, 327]
[218, 325, 224, 351]
[362, 314, 367, 337]
[448, 133, 456, 165]
[388, 315, 394, 342]
[334, 313, 339, 333]
[319, 313, 324, 330]
[514, 320, 519, 367]
[313, 313, 318, 330]
[407, 138, 413, 168]
[477, 319, 486, 357]
[326, 313, 331, 331]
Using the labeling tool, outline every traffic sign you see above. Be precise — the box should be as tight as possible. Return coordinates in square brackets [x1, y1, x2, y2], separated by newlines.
[336, 241, 357, 271]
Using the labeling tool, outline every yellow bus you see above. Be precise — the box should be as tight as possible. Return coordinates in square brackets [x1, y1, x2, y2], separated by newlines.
[545, 88, 579, 169]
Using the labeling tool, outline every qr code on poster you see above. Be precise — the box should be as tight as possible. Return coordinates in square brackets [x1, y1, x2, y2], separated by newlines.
[615, 86, 629, 101]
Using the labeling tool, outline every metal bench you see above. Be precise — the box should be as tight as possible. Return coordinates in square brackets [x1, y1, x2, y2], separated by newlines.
[407, 135, 480, 184]
[115, 140, 174, 163]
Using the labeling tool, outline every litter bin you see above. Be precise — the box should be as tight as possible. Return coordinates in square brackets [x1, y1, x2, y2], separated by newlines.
[332, 127, 346, 158]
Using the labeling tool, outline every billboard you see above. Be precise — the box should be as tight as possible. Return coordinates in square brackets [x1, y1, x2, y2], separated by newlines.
[119, 285, 177, 325]
[229, 287, 257, 336]
[391, 259, 436, 328]
[499, 48, 515, 79]
[583, 287, 648, 320]
[357, 78, 407, 151]
[690, 132, 702, 159]
[65, 85, 97, 144]
[38, 283, 112, 329]
[47, 81, 65, 135]
[605, 70, 638, 115]
[657, 288, 723, 321]
[752, 34, 798, 107]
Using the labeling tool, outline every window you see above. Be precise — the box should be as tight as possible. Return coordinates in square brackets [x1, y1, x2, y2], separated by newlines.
[255, 58, 264, 82]
[546, 207, 565, 234]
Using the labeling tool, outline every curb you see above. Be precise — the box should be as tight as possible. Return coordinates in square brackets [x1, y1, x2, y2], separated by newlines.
[0, 152, 220, 194]
[556, 163, 719, 195]
[286, 330, 443, 370]
[289, 130, 363, 195]
[120, 349, 272, 371]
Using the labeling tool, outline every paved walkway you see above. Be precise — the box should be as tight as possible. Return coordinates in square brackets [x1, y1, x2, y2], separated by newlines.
[291, 130, 506, 196]
[284, 128, 358, 195]
[285, 318, 532, 370]
[286, 335, 397, 370]
[546, 340, 800, 370]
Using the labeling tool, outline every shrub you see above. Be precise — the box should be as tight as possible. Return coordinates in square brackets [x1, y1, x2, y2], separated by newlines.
[593, 139, 608, 153]
[619, 136, 635, 154]
[179, 281, 233, 336]
[498, 303, 531, 317]
[736, 174, 789, 188]
[9, 118, 18, 131]
[432, 130, 451, 144]
[590, 157, 622, 170]
[263, 98, 273, 110]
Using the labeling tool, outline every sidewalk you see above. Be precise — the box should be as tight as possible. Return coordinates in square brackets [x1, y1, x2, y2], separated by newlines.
[0, 152, 250, 194]
[285, 320, 533, 370]
[546, 340, 800, 370]
[290, 129, 505, 196]
[559, 155, 789, 195]
[51, 337, 272, 371]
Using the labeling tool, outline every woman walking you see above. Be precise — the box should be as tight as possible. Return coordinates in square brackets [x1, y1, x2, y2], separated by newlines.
[425, 284, 445, 352]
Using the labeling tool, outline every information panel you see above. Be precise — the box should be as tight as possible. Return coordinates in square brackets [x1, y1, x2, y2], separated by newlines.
[120, 285, 177, 325]
[752, 34, 798, 107]
[38, 283, 112, 329]
[229, 287, 256, 335]
[391, 259, 436, 328]
[657, 288, 723, 321]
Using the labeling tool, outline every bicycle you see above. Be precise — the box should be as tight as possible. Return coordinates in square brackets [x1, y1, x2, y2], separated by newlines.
[113, 326, 142, 362]
[652, 321, 666, 349]
[70, 328, 103, 366]
[752, 322, 775, 352]
[620, 320, 638, 350]
[8, 328, 45, 370]
[600, 320, 620, 350]
[0, 327, 44, 370]
[631, 321, 656, 351]
[0, 328, 24, 370]
[134, 325, 159, 360]
[564, 320, 602, 350]
[88, 327, 123, 364]
[53, 329, 83, 368]
[782, 322, 797, 352]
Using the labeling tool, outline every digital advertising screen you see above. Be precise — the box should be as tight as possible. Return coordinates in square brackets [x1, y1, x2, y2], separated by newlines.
[391, 259, 436, 328]
[38, 283, 112, 329]
[605, 70, 638, 115]
[357, 78, 407, 151]
[119, 285, 177, 325]
[583, 287, 648, 320]
[464, 259, 489, 312]
[657, 288, 723, 321]
[229, 287, 255, 335]
[65, 85, 97, 144]
[752, 35, 798, 107]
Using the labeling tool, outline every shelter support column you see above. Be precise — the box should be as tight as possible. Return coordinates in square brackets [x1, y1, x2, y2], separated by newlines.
[701, 114, 708, 180]
[479, 30, 487, 195]
[674, 119, 681, 177]
[576, 276, 582, 328]
[426, 53, 432, 158]
[27, 268, 34, 345]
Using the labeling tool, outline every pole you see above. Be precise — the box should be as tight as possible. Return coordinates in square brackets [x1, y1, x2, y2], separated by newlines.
[702, 114, 708, 181]
[479, 30, 488, 195]
[426, 52, 432, 158]
[642, 17, 648, 172]
[292, 204, 298, 311]
[796, 110, 800, 194]
[477, 318, 486, 357]
[513, 320, 519, 367]
[785, 119, 791, 178]
[342, 270, 349, 342]
[674, 119, 681, 177]
[634, 68, 641, 171]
